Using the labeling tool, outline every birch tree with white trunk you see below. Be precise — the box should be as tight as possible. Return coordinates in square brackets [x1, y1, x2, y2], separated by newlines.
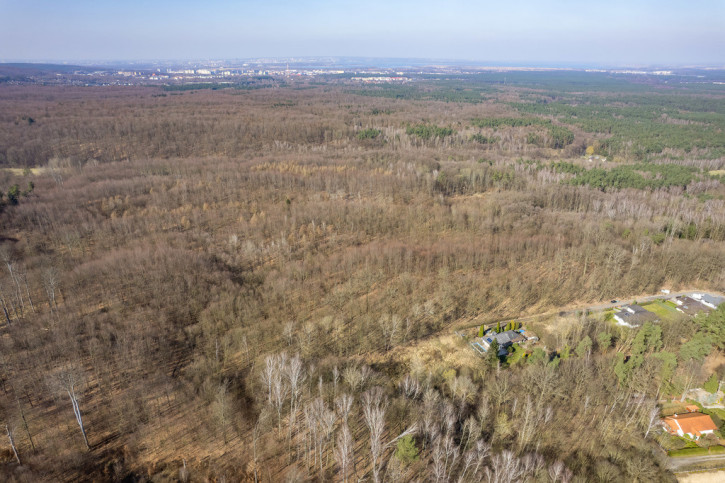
[50, 365, 90, 450]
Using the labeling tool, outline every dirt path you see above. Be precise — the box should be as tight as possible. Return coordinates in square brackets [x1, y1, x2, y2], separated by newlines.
[670, 453, 725, 471]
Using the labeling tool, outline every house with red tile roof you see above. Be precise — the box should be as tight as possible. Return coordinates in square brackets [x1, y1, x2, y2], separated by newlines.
[662, 412, 718, 439]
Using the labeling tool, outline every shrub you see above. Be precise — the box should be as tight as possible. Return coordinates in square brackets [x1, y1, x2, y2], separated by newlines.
[395, 435, 419, 464]
[470, 133, 497, 144]
[704, 373, 719, 394]
[357, 128, 381, 140]
[406, 124, 454, 140]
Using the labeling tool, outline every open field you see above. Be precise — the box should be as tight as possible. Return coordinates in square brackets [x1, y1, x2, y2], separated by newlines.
[644, 299, 682, 320]
[678, 471, 725, 483]
[1, 167, 46, 175]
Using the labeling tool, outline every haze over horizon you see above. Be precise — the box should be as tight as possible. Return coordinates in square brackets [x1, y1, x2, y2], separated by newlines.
[1, 0, 724, 66]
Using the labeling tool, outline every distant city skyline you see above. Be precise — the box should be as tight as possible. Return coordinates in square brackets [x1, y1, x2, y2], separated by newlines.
[1, 0, 724, 65]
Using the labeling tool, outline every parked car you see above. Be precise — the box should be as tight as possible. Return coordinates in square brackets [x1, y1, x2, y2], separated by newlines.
[610, 300, 618, 304]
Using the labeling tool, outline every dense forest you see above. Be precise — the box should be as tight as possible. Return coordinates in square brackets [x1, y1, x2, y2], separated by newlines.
[0, 73, 724, 481]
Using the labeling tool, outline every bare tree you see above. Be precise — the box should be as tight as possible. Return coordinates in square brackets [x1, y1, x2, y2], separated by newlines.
[18, 266, 34, 314]
[321, 404, 336, 469]
[261, 354, 276, 404]
[678, 360, 701, 402]
[342, 364, 372, 393]
[308, 398, 328, 475]
[50, 366, 90, 450]
[212, 381, 231, 444]
[467, 439, 491, 481]
[179, 458, 189, 483]
[271, 354, 290, 432]
[6, 423, 20, 464]
[363, 387, 388, 483]
[517, 395, 542, 451]
[461, 416, 480, 452]
[252, 408, 271, 483]
[643, 404, 659, 439]
[485, 450, 524, 483]
[477, 395, 490, 436]
[342, 365, 363, 392]
[431, 437, 447, 483]
[334, 424, 353, 483]
[360, 365, 373, 388]
[363, 387, 417, 483]
[521, 452, 545, 477]
[379, 314, 401, 351]
[431, 434, 459, 483]
[0, 247, 24, 318]
[302, 403, 314, 470]
[14, 390, 35, 451]
[458, 445, 477, 483]
[285, 353, 305, 452]
[332, 365, 339, 399]
[335, 393, 353, 426]
[421, 388, 442, 447]
[0, 283, 12, 325]
[442, 401, 456, 436]
[549, 460, 573, 483]
[41, 266, 60, 315]
[399, 373, 421, 400]
[283, 321, 295, 346]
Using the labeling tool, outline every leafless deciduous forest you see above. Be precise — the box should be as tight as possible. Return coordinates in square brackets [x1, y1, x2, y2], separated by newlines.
[0, 77, 724, 481]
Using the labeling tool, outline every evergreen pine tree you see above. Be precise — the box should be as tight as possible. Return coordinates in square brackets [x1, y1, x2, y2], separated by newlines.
[487, 339, 500, 367]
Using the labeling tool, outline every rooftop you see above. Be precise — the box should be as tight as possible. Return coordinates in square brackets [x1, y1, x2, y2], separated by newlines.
[693, 293, 724, 308]
[675, 296, 711, 315]
[483, 330, 526, 347]
[663, 412, 718, 437]
[613, 305, 658, 327]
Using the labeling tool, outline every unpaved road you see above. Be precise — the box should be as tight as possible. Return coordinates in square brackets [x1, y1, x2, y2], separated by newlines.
[456, 289, 725, 331]
[567, 290, 710, 314]
[670, 453, 725, 471]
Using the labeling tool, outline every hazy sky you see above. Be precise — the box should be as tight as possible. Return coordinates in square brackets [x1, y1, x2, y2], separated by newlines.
[1, 0, 723, 65]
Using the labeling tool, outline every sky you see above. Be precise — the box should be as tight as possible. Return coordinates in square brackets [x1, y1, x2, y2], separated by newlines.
[1, 0, 724, 66]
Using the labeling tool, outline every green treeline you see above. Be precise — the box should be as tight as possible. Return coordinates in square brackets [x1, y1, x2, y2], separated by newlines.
[470, 133, 498, 144]
[349, 85, 490, 103]
[513, 96, 725, 158]
[552, 162, 702, 190]
[406, 124, 454, 140]
[471, 117, 574, 149]
[471, 117, 546, 129]
[162, 80, 273, 91]
[614, 305, 725, 390]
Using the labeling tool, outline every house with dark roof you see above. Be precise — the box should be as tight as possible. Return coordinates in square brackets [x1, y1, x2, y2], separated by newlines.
[691, 293, 725, 310]
[613, 304, 658, 328]
[673, 296, 710, 316]
[479, 330, 527, 356]
[662, 412, 718, 439]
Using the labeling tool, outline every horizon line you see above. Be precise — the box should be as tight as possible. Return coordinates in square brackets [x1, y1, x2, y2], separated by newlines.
[2, 56, 725, 71]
